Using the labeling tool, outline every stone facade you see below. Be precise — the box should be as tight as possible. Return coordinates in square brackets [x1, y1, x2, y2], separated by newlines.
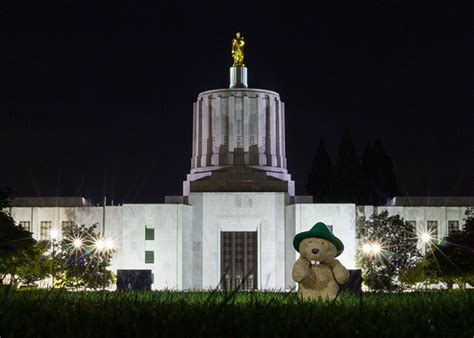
[7, 198, 470, 290]
[184, 88, 294, 196]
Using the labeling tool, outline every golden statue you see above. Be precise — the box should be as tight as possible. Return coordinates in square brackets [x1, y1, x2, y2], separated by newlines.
[231, 32, 245, 67]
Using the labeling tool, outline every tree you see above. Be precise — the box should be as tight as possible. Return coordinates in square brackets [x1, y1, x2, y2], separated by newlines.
[13, 241, 52, 286]
[409, 208, 474, 288]
[0, 188, 51, 287]
[333, 129, 364, 203]
[306, 138, 334, 202]
[0, 187, 12, 209]
[357, 211, 421, 291]
[361, 139, 399, 205]
[0, 206, 34, 255]
[51, 223, 115, 290]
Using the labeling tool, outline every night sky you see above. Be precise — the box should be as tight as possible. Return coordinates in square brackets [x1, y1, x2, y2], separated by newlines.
[1, 1, 472, 204]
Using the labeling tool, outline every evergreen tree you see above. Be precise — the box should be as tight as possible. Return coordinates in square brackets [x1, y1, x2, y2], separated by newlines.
[333, 129, 363, 203]
[357, 211, 421, 291]
[306, 138, 334, 202]
[362, 139, 399, 205]
[361, 142, 374, 205]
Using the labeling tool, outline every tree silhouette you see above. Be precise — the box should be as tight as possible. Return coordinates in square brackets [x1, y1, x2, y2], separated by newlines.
[333, 129, 363, 203]
[306, 138, 334, 202]
[362, 139, 399, 205]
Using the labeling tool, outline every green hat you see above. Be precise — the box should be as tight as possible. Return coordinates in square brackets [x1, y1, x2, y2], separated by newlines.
[293, 222, 344, 257]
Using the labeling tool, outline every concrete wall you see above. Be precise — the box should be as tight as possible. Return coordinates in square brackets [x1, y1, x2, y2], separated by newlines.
[188, 192, 287, 290]
[9, 204, 193, 290]
[8, 201, 471, 291]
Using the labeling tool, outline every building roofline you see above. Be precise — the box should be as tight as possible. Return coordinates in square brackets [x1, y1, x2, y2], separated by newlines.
[386, 196, 474, 207]
[10, 197, 92, 208]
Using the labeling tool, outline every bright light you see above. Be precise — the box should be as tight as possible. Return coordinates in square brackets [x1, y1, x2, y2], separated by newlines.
[371, 243, 381, 254]
[73, 239, 83, 248]
[361, 242, 383, 256]
[420, 232, 431, 243]
[50, 229, 60, 240]
[362, 243, 372, 254]
[95, 239, 105, 251]
[104, 239, 114, 250]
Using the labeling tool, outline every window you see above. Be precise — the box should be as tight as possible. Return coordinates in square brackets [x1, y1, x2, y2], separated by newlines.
[40, 221, 52, 240]
[19, 221, 31, 232]
[62, 221, 73, 230]
[145, 226, 155, 241]
[62, 221, 73, 236]
[427, 221, 438, 239]
[448, 220, 459, 234]
[406, 221, 417, 234]
[145, 251, 154, 264]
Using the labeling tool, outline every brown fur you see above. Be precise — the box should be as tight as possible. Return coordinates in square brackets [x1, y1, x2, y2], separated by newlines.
[292, 237, 350, 301]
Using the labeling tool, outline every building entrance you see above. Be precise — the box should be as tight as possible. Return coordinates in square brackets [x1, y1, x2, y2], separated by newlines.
[221, 231, 257, 290]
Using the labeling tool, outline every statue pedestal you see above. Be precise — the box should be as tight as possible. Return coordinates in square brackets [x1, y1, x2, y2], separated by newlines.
[229, 67, 248, 88]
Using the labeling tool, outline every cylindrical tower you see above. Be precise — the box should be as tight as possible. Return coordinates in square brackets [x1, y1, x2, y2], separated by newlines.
[190, 87, 287, 171]
[183, 39, 294, 196]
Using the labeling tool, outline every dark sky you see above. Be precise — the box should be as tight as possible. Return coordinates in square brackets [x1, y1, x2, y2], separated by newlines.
[1, 0, 472, 204]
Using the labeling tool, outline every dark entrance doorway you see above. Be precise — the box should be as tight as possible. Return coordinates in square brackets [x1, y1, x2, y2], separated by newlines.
[221, 231, 257, 290]
[116, 270, 153, 291]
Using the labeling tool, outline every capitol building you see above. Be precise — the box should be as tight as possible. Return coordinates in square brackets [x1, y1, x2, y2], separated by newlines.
[7, 38, 473, 290]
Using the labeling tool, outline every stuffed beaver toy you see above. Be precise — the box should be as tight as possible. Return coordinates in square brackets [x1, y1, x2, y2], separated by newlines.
[292, 222, 349, 301]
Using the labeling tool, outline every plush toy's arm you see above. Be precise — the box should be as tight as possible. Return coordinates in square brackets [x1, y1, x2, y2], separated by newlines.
[292, 257, 310, 283]
[326, 258, 350, 284]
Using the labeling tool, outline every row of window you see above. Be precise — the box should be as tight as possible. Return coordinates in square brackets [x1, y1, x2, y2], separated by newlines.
[406, 220, 460, 239]
[19, 220, 463, 241]
[19, 221, 157, 264]
[18, 220, 74, 240]
[21, 222, 156, 238]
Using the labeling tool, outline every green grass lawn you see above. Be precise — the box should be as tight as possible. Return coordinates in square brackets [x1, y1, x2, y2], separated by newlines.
[0, 288, 472, 337]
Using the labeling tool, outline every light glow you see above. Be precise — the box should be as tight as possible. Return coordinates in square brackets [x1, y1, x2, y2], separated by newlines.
[371, 243, 381, 254]
[420, 232, 431, 243]
[104, 239, 114, 250]
[362, 243, 372, 254]
[361, 242, 384, 256]
[95, 239, 105, 251]
[73, 239, 83, 248]
[50, 229, 60, 240]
